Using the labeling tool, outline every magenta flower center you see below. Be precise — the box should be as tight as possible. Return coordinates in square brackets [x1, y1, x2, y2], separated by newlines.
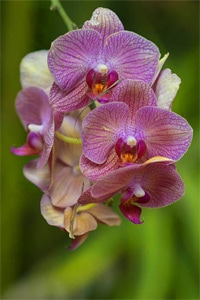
[86, 64, 119, 103]
[115, 137, 147, 164]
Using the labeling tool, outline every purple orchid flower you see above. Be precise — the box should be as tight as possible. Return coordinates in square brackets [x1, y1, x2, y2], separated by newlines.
[48, 7, 160, 112]
[80, 80, 193, 181]
[11, 87, 55, 168]
[79, 162, 184, 224]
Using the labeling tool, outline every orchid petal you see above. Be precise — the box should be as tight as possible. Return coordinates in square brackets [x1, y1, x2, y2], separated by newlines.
[77, 188, 98, 205]
[87, 203, 121, 226]
[20, 50, 53, 94]
[55, 115, 82, 167]
[105, 31, 160, 84]
[136, 106, 193, 161]
[80, 149, 119, 181]
[49, 81, 90, 113]
[91, 164, 143, 201]
[64, 207, 97, 236]
[40, 194, 64, 228]
[111, 79, 157, 122]
[50, 161, 90, 208]
[82, 102, 129, 164]
[39, 119, 54, 168]
[68, 233, 89, 250]
[11, 143, 39, 156]
[134, 164, 184, 208]
[119, 202, 143, 224]
[23, 159, 50, 192]
[153, 68, 181, 110]
[15, 87, 51, 129]
[48, 29, 101, 90]
[82, 7, 124, 42]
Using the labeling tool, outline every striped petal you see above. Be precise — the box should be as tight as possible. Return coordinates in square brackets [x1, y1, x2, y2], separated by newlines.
[111, 79, 157, 122]
[105, 31, 160, 84]
[82, 7, 124, 42]
[136, 107, 193, 161]
[49, 81, 90, 113]
[48, 29, 101, 90]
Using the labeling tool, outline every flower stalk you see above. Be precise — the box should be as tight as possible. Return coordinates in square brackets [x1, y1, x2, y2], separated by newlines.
[50, 0, 76, 31]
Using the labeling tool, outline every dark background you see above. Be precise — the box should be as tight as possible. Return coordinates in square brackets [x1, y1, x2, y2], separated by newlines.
[1, 1, 199, 299]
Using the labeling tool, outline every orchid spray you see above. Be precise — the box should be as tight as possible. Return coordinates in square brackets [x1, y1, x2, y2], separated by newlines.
[11, 0, 193, 250]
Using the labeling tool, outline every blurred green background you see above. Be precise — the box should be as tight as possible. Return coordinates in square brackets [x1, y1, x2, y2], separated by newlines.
[1, 1, 199, 299]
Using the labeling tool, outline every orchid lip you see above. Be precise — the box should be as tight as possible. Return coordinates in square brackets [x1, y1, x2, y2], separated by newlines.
[115, 137, 147, 164]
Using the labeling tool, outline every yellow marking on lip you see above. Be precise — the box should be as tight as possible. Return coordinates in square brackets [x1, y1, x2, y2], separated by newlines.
[102, 125, 110, 131]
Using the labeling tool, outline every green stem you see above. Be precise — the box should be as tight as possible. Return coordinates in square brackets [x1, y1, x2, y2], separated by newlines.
[50, 0, 76, 31]
[55, 131, 82, 145]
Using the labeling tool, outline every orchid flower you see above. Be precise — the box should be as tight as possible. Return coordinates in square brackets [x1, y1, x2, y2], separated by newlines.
[11, 87, 55, 168]
[79, 161, 184, 224]
[48, 7, 160, 112]
[40, 193, 121, 250]
[11, 51, 63, 168]
[80, 80, 193, 180]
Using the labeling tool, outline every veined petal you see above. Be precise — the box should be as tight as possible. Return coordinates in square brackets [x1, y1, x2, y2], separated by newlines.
[48, 29, 101, 90]
[80, 149, 119, 181]
[105, 31, 160, 84]
[39, 118, 54, 168]
[40, 194, 65, 228]
[20, 50, 53, 94]
[91, 164, 143, 201]
[82, 7, 124, 41]
[82, 102, 129, 164]
[136, 107, 193, 161]
[49, 81, 90, 113]
[153, 68, 181, 110]
[133, 164, 184, 208]
[111, 80, 157, 122]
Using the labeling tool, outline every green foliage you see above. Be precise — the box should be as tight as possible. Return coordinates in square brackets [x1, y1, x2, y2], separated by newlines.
[1, 1, 199, 299]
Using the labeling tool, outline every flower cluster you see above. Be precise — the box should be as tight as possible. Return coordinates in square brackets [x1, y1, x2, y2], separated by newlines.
[12, 8, 193, 249]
